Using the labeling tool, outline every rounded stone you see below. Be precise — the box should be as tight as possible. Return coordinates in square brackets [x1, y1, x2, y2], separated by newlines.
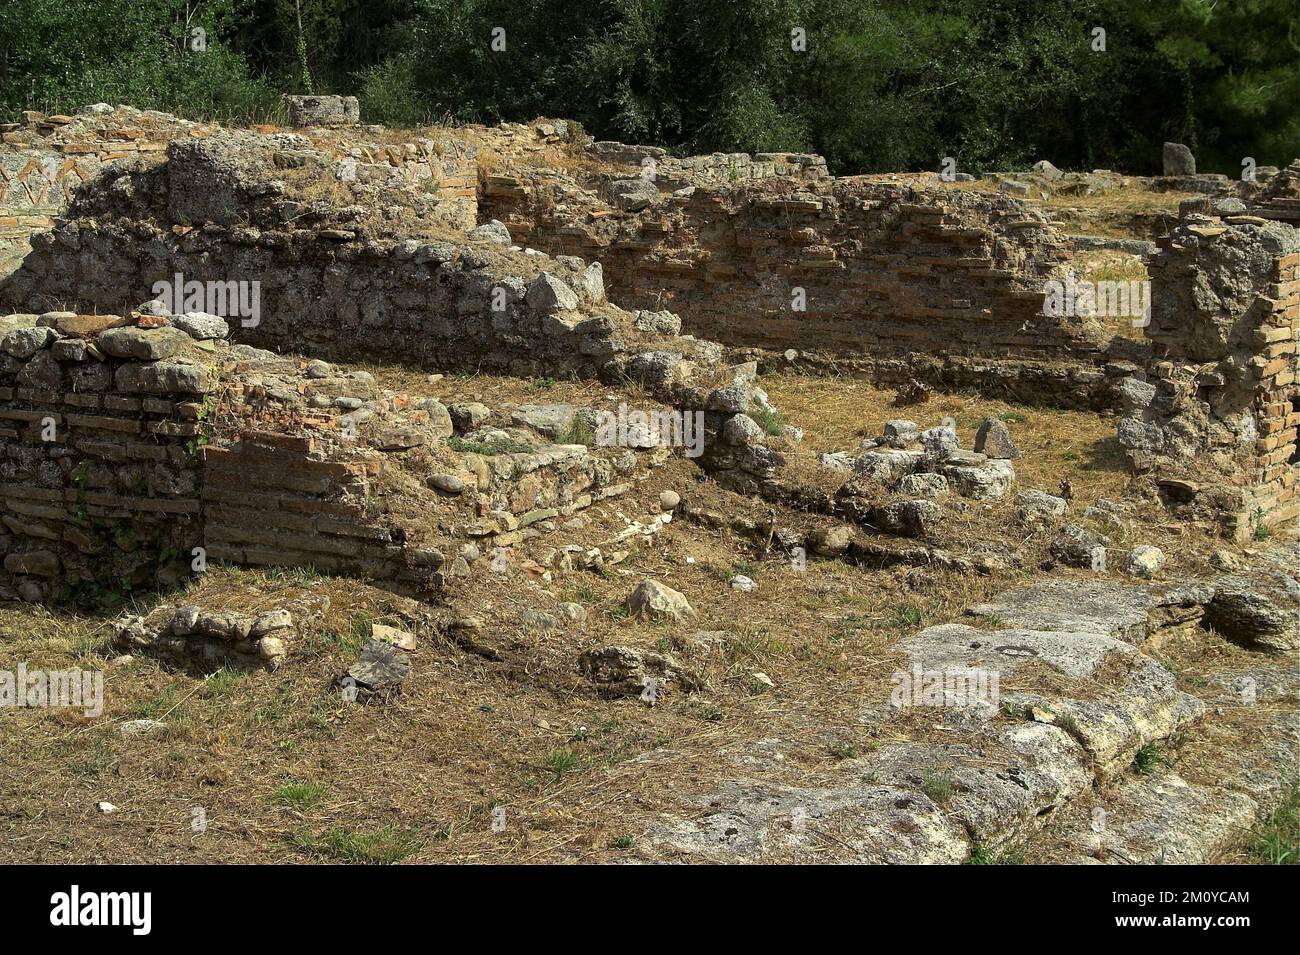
[429, 473, 465, 494]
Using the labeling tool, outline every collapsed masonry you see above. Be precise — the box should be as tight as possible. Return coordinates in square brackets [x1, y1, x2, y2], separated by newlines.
[0, 314, 678, 607]
[1118, 219, 1299, 540]
[0, 102, 1295, 609]
[0, 113, 797, 616]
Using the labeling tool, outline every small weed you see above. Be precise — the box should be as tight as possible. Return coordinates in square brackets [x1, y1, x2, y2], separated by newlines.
[1132, 742, 1169, 776]
[273, 781, 329, 810]
[1247, 782, 1299, 864]
[892, 605, 925, 628]
[967, 843, 1026, 864]
[825, 740, 859, 761]
[922, 769, 956, 805]
[751, 404, 786, 437]
[542, 748, 582, 780]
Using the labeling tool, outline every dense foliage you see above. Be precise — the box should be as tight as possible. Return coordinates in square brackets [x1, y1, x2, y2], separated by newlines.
[2, 0, 1295, 174]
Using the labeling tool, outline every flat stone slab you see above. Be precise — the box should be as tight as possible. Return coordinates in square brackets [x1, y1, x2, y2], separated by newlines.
[346, 639, 411, 691]
[650, 778, 968, 864]
[896, 622, 1134, 679]
[1056, 773, 1257, 864]
[965, 580, 1211, 644]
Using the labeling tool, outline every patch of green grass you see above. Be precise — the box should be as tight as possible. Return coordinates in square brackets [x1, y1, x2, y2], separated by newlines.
[922, 769, 956, 805]
[273, 781, 329, 810]
[558, 415, 595, 446]
[130, 687, 179, 720]
[447, 435, 532, 456]
[1054, 712, 1081, 737]
[291, 825, 422, 864]
[1131, 741, 1169, 776]
[697, 705, 725, 722]
[542, 748, 582, 780]
[1247, 783, 1299, 864]
[966, 843, 1026, 864]
[296, 612, 372, 658]
[203, 667, 246, 699]
[751, 404, 786, 437]
[892, 605, 925, 628]
[611, 835, 635, 850]
[64, 735, 114, 778]
[825, 740, 859, 761]
[725, 630, 789, 661]
[564, 581, 597, 605]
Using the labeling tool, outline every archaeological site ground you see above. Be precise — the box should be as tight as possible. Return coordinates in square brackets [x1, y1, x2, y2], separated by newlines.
[0, 51, 1296, 877]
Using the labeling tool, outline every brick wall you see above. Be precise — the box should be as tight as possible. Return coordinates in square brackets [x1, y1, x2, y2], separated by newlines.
[483, 173, 1107, 362]
[1120, 219, 1299, 540]
[0, 321, 210, 604]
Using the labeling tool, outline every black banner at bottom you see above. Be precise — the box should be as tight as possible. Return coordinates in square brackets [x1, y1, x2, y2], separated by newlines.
[2, 864, 1281, 941]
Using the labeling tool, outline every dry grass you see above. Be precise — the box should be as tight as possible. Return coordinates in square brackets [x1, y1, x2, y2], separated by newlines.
[1, 369, 1291, 864]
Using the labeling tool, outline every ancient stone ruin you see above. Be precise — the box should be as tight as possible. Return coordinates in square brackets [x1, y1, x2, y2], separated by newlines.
[1, 104, 1295, 865]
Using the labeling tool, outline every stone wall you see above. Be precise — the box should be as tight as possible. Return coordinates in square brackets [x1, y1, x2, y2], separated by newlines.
[0, 106, 480, 282]
[0, 316, 210, 604]
[482, 170, 1118, 393]
[1118, 218, 1299, 540]
[0, 306, 706, 606]
[4, 219, 631, 377]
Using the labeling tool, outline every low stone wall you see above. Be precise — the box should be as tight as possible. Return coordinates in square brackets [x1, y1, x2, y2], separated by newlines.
[0, 106, 481, 282]
[0, 308, 704, 606]
[4, 221, 631, 376]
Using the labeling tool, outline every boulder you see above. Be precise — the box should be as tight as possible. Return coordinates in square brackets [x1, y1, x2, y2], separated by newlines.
[1016, 489, 1069, 524]
[602, 178, 660, 211]
[625, 579, 695, 622]
[875, 499, 943, 538]
[894, 473, 949, 499]
[285, 94, 359, 127]
[468, 220, 513, 245]
[172, 312, 230, 341]
[723, 413, 766, 446]
[1, 326, 56, 358]
[578, 645, 699, 696]
[1163, 142, 1196, 176]
[448, 402, 490, 432]
[854, 449, 923, 484]
[511, 403, 575, 439]
[974, 418, 1020, 459]
[250, 609, 293, 637]
[1050, 524, 1107, 571]
[114, 360, 210, 395]
[1205, 577, 1299, 652]
[634, 309, 682, 336]
[525, 272, 580, 312]
[97, 326, 190, 361]
[1125, 545, 1165, 579]
[945, 459, 1015, 500]
[808, 525, 854, 557]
